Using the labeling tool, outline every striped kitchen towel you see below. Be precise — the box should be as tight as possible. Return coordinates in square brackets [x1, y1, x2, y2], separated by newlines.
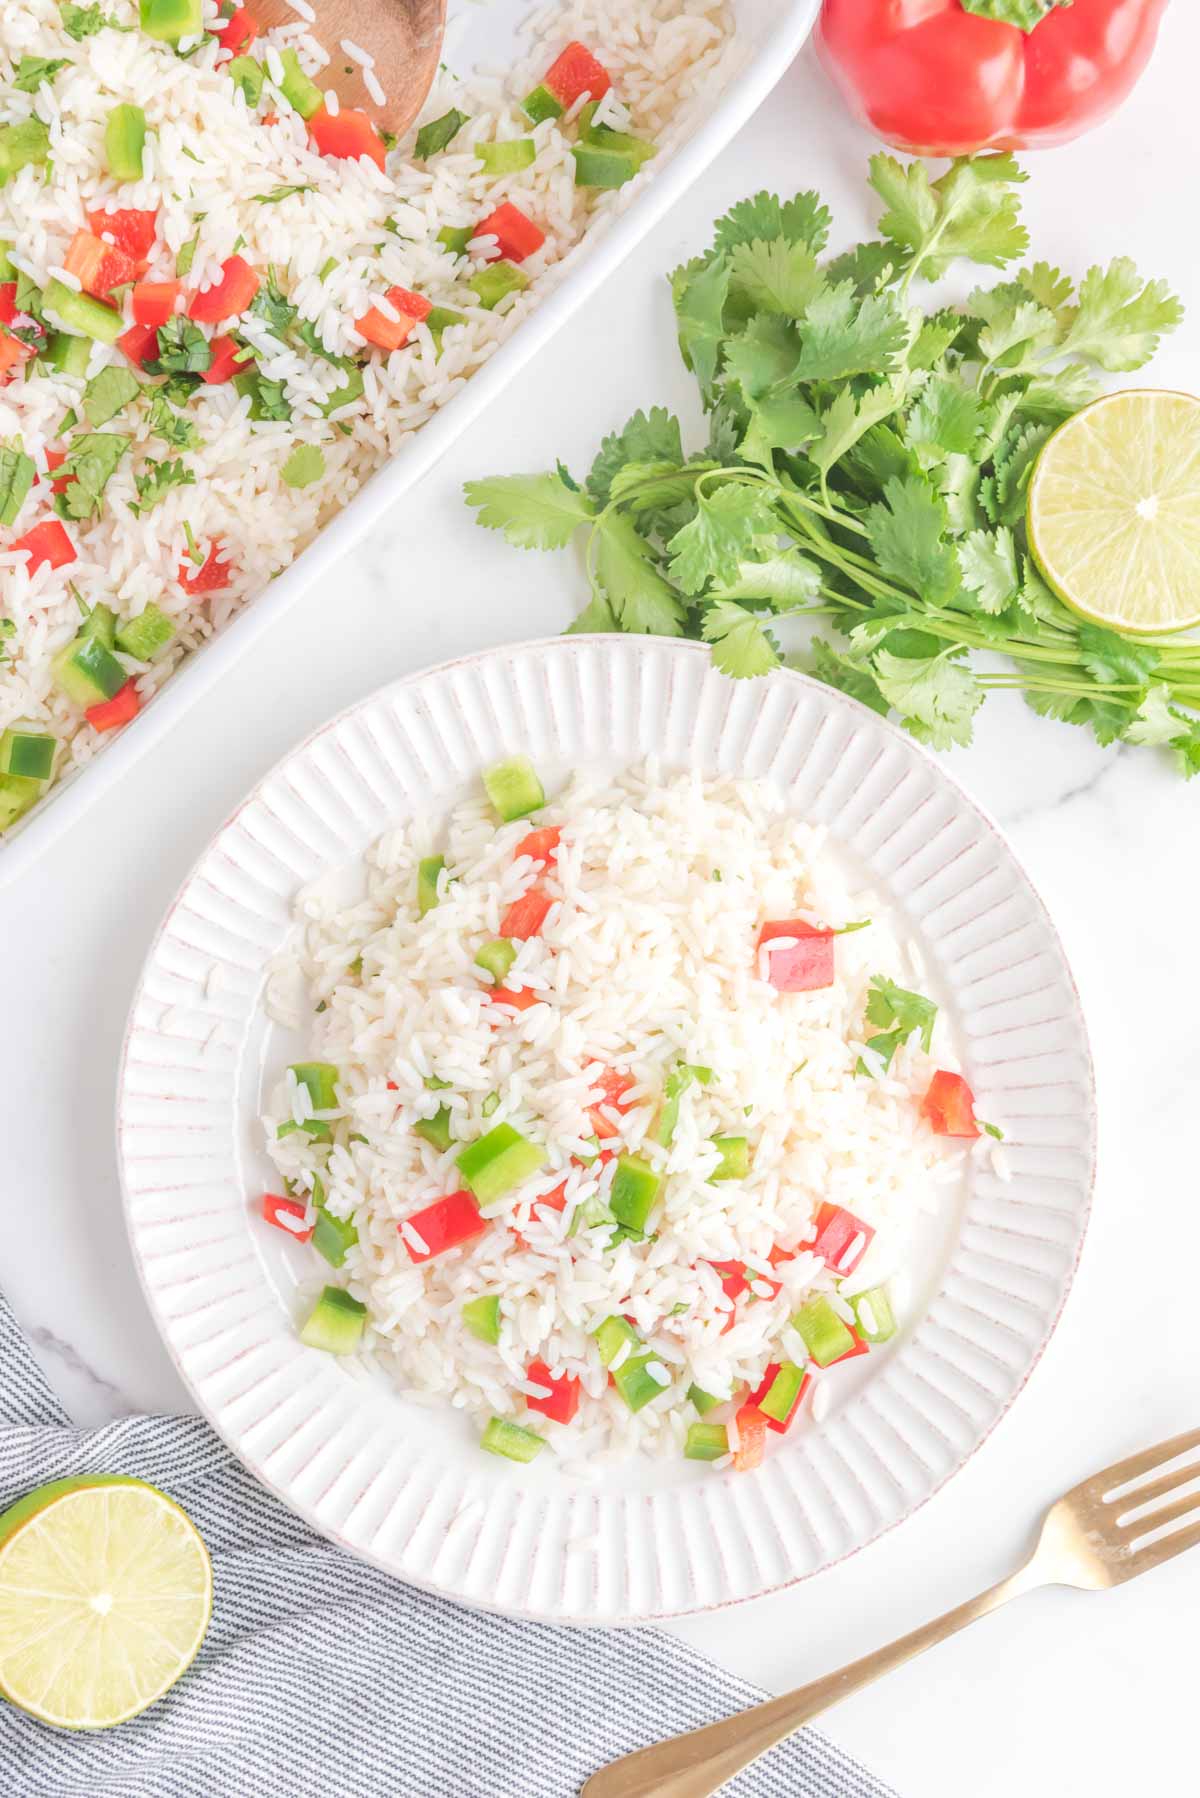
[0, 1292, 897, 1798]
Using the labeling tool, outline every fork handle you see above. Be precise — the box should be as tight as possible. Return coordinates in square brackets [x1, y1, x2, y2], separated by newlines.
[582, 1562, 1043, 1798]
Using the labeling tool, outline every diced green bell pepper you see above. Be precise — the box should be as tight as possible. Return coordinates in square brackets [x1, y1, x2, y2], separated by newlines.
[277, 1118, 332, 1145]
[0, 729, 55, 782]
[572, 144, 642, 190]
[51, 631, 126, 707]
[688, 1383, 722, 1415]
[417, 854, 444, 916]
[457, 1123, 547, 1204]
[311, 1206, 358, 1270]
[0, 119, 51, 182]
[684, 1422, 729, 1462]
[468, 261, 529, 311]
[414, 1106, 454, 1153]
[43, 281, 123, 346]
[792, 1295, 855, 1368]
[474, 938, 516, 984]
[462, 1293, 502, 1344]
[482, 754, 544, 821]
[115, 603, 174, 662]
[475, 139, 536, 175]
[0, 242, 15, 281]
[592, 1315, 661, 1411]
[278, 48, 323, 120]
[105, 104, 146, 181]
[521, 82, 563, 125]
[291, 1061, 339, 1110]
[47, 332, 91, 378]
[436, 225, 473, 256]
[577, 104, 658, 168]
[139, 0, 203, 42]
[299, 1284, 367, 1354]
[228, 55, 265, 107]
[80, 602, 117, 647]
[758, 1362, 807, 1426]
[0, 774, 42, 831]
[426, 305, 465, 349]
[709, 1135, 750, 1181]
[852, 1284, 897, 1344]
[480, 1416, 545, 1463]
[609, 1156, 661, 1234]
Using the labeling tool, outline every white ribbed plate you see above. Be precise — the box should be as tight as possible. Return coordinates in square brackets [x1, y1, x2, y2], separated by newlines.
[118, 637, 1095, 1623]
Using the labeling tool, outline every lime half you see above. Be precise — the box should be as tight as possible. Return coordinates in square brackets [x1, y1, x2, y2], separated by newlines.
[1027, 389, 1200, 634]
[0, 1474, 212, 1729]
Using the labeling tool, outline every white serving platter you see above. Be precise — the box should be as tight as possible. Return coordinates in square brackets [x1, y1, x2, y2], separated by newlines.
[0, 0, 820, 885]
[117, 636, 1095, 1623]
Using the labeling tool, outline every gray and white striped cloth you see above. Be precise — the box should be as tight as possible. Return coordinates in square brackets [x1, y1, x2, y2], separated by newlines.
[0, 1292, 898, 1798]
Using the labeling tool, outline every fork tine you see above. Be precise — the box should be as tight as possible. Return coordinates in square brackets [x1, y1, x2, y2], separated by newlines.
[1114, 1458, 1200, 1517]
[1127, 1516, 1200, 1577]
[1120, 1489, 1200, 1539]
[1096, 1426, 1200, 1498]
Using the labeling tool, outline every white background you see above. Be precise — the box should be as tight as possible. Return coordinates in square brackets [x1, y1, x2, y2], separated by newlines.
[6, 8, 1200, 1794]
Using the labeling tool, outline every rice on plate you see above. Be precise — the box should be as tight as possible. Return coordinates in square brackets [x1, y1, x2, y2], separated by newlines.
[0, 0, 734, 833]
[262, 757, 1002, 1477]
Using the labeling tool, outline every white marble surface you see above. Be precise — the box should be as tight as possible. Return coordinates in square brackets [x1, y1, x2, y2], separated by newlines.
[6, 12, 1200, 1794]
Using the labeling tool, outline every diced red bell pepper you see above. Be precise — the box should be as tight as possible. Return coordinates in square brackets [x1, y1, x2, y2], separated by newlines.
[710, 1259, 748, 1303]
[355, 285, 431, 352]
[525, 1357, 581, 1425]
[513, 826, 560, 867]
[12, 518, 75, 574]
[587, 1064, 636, 1139]
[541, 40, 613, 108]
[810, 1202, 875, 1277]
[201, 334, 245, 385]
[63, 229, 140, 299]
[188, 254, 260, 324]
[475, 201, 545, 264]
[44, 448, 69, 493]
[732, 1403, 768, 1472]
[215, 5, 258, 53]
[500, 884, 553, 941]
[921, 1070, 980, 1139]
[400, 1189, 487, 1263]
[261, 1191, 313, 1242]
[131, 280, 181, 327]
[118, 319, 160, 370]
[86, 207, 158, 261]
[749, 1361, 812, 1434]
[536, 1180, 569, 1213]
[308, 105, 387, 170]
[757, 919, 835, 993]
[0, 331, 36, 383]
[0, 284, 15, 325]
[179, 541, 234, 594]
[86, 680, 140, 732]
[488, 984, 541, 1012]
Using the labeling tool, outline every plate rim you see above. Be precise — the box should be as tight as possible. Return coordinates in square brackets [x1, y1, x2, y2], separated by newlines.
[116, 634, 1097, 1624]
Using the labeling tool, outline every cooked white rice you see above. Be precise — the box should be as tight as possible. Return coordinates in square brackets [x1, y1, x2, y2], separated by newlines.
[0, 0, 735, 820]
[263, 764, 980, 1467]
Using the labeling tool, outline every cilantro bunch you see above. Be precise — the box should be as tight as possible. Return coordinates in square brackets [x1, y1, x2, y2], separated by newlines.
[467, 155, 1198, 770]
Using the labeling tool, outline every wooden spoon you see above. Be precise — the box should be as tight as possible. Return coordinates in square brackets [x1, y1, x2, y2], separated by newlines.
[249, 0, 448, 138]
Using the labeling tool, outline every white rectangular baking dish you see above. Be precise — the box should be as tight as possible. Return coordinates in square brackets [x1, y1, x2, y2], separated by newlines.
[0, 0, 819, 886]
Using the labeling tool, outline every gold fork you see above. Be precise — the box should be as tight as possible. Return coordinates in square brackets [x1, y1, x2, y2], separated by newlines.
[583, 1426, 1200, 1798]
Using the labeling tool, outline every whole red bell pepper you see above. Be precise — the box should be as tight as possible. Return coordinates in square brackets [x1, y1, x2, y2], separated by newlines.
[815, 0, 1169, 157]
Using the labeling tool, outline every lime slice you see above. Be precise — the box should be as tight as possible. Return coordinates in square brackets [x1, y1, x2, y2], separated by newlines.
[0, 1474, 212, 1729]
[1027, 389, 1200, 634]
